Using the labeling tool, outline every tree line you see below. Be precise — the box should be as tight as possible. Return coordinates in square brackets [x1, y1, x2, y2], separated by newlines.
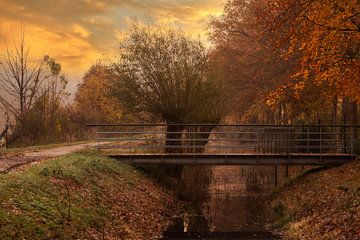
[1, 0, 359, 147]
[210, 0, 359, 125]
[0, 30, 86, 145]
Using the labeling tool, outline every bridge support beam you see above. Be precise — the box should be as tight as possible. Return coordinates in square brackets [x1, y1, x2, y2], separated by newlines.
[109, 153, 356, 166]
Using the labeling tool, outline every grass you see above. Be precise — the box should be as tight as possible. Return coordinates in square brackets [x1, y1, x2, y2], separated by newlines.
[0, 148, 179, 239]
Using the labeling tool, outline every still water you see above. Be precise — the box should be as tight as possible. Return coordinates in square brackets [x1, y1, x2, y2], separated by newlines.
[162, 165, 299, 240]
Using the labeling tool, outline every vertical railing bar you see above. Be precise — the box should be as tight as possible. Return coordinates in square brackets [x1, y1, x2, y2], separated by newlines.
[95, 126, 99, 149]
[307, 126, 310, 153]
[336, 126, 339, 154]
[192, 126, 194, 154]
[194, 126, 196, 154]
[256, 127, 259, 160]
[225, 126, 228, 155]
[288, 125, 291, 158]
[343, 124, 346, 154]
[274, 165, 278, 187]
[351, 127, 354, 156]
[319, 126, 322, 163]
[287, 125, 291, 176]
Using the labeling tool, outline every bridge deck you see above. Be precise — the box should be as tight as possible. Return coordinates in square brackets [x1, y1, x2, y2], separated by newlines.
[108, 153, 356, 165]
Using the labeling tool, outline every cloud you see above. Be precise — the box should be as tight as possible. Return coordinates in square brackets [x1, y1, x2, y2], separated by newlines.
[72, 24, 91, 38]
[0, 0, 225, 78]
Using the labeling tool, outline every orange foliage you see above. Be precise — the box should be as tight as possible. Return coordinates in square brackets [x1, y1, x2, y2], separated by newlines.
[75, 64, 123, 123]
[256, 0, 360, 102]
[209, 0, 296, 119]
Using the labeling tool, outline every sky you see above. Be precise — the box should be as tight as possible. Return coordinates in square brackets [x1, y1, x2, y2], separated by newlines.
[0, 0, 225, 91]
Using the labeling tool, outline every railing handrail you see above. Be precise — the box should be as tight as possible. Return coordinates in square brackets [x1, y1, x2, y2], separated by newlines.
[89, 123, 359, 157]
[86, 123, 360, 128]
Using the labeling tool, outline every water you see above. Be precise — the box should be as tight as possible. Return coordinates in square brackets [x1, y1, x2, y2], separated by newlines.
[162, 165, 297, 240]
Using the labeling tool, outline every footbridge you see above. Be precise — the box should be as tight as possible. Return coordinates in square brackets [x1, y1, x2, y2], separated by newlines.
[86, 124, 359, 166]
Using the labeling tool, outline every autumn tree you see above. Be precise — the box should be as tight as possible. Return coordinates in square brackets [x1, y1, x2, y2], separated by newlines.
[75, 64, 124, 124]
[255, 0, 360, 124]
[111, 25, 227, 151]
[209, 0, 359, 125]
[209, 0, 297, 123]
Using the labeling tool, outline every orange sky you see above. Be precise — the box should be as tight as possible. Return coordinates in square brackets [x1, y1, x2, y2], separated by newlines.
[0, 0, 225, 80]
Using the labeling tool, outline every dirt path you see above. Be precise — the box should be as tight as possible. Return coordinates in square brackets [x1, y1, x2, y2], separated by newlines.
[0, 142, 100, 173]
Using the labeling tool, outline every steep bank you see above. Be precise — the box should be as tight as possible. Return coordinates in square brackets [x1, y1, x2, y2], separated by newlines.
[272, 160, 360, 239]
[0, 149, 181, 239]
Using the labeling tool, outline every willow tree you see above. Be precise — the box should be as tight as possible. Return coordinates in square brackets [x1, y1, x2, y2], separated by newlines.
[112, 25, 226, 152]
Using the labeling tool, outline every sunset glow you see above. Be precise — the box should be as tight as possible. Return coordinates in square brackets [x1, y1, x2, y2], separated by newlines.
[0, 0, 225, 77]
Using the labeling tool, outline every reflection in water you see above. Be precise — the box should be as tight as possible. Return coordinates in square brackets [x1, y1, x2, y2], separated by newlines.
[163, 165, 304, 239]
[206, 166, 274, 233]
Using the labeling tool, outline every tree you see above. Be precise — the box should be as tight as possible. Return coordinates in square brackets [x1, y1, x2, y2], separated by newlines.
[111, 25, 227, 152]
[255, 0, 360, 118]
[0, 29, 76, 145]
[209, 0, 297, 123]
[210, 0, 359, 125]
[0, 30, 48, 124]
[75, 64, 124, 124]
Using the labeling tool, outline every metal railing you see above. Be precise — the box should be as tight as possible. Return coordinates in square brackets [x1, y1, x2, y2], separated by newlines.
[87, 124, 360, 156]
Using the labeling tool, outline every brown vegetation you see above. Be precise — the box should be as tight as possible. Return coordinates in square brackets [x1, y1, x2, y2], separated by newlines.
[272, 160, 360, 239]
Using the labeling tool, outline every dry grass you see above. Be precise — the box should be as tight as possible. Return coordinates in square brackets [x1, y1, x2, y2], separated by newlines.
[272, 159, 360, 240]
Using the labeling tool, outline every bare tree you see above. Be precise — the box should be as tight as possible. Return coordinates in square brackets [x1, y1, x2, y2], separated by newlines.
[0, 29, 48, 123]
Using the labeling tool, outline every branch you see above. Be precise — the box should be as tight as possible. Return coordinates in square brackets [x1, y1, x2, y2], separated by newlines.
[0, 96, 19, 117]
[305, 16, 360, 32]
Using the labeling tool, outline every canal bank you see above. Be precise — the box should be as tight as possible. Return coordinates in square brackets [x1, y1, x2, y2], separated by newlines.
[271, 160, 360, 240]
[0, 149, 182, 239]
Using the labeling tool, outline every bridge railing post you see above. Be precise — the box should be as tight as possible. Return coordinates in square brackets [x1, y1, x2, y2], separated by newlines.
[320, 126, 322, 163]
[336, 126, 340, 154]
[287, 126, 291, 157]
[307, 126, 310, 153]
[351, 127, 354, 156]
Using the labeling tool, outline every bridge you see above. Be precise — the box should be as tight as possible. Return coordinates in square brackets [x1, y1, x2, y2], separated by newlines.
[86, 124, 359, 166]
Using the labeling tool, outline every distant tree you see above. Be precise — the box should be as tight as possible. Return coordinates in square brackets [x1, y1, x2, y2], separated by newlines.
[75, 64, 124, 124]
[0, 30, 48, 124]
[0, 29, 76, 145]
[209, 0, 296, 123]
[111, 25, 227, 151]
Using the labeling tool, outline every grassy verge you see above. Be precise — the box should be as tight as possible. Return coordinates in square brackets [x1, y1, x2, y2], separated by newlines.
[0, 149, 180, 239]
[0, 141, 92, 157]
[271, 160, 360, 239]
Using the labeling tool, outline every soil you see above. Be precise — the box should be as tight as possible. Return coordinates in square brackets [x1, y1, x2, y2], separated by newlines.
[0, 142, 100, 173]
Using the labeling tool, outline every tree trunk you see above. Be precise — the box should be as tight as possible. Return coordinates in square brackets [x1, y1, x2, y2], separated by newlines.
[165, 124, 184, 153]
[193, 126, 214, 153]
